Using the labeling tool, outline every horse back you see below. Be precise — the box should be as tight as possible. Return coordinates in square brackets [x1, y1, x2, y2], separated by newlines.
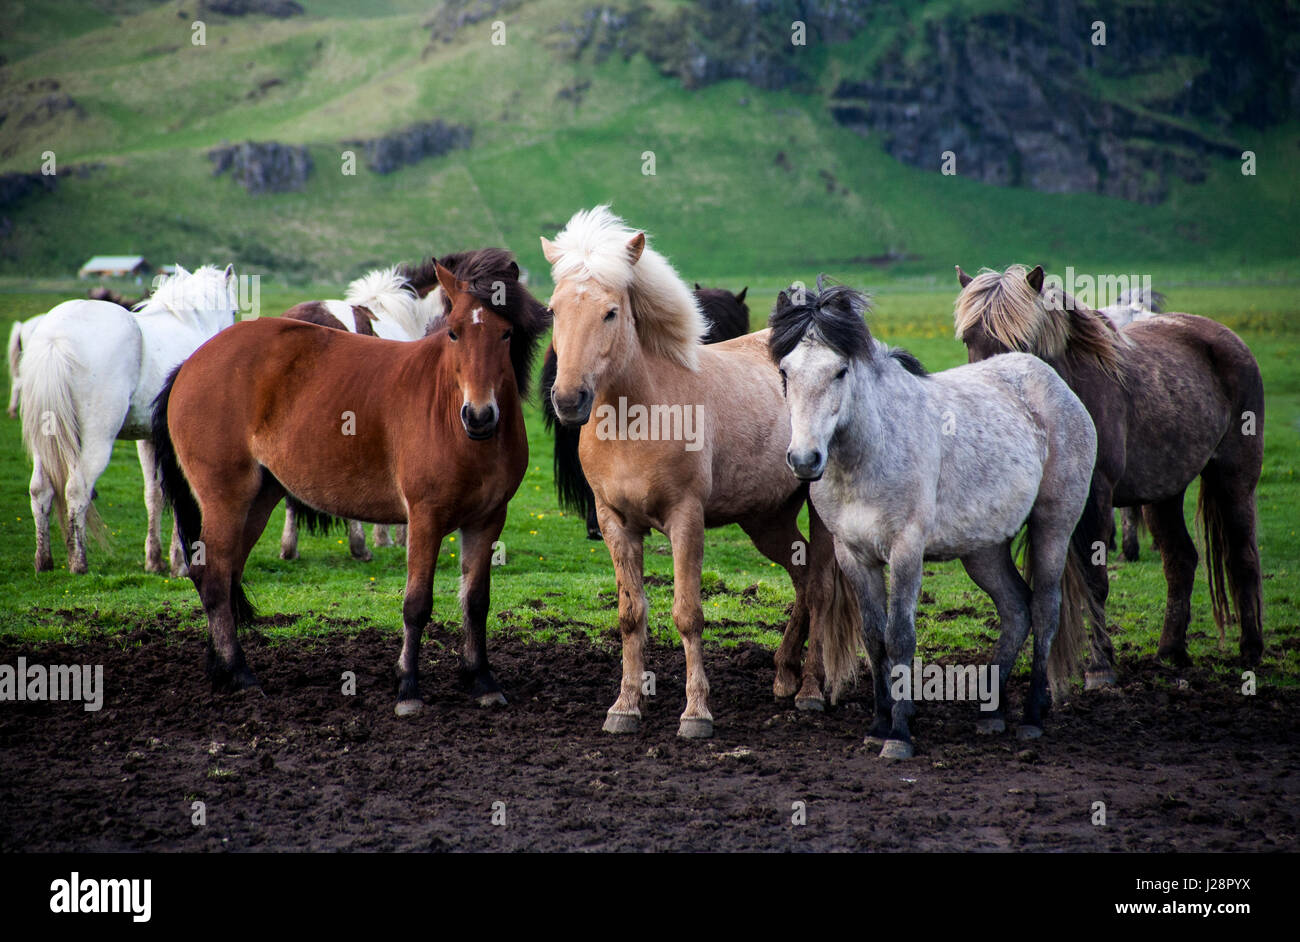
[283, 300, 375, 336]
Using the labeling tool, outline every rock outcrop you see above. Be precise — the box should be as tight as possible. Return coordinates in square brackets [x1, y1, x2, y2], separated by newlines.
[208, 141, 313, 194]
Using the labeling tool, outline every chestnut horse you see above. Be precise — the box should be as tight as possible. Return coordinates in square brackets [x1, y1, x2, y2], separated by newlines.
[954, 264, 1264, 678]
[151, 249, 549, 713]
[542, 206, 859, 736]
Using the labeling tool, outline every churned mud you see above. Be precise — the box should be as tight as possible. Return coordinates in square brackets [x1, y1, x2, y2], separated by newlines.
[1, 615, 1295, 851]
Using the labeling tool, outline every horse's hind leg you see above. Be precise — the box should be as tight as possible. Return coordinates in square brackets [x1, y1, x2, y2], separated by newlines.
[279, 500, 299, 560]
[1079, 481, 1118, 688]
[29, 457, 55, 572]
[1121, 507, 1142, 562]
[137, 439, 166, 574]
[196, 473, 266, 692]
[1021, 519, 1070, 736]
[1200, 461, 1264, 665]
[599, 505, 648, 733]
[373, 524, 391, 548]
[64, 434, 114, 574]
[1146, 490, 1197, 668]
[959, 542, 1032, 737]
[347, 519, 371, 561]
[458, 510, 508, 707]
[739, 498, 818, 706]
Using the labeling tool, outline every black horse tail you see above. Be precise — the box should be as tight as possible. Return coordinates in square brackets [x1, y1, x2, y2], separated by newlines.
[539, 344, 599, 524]
[151, 363, 255, 626]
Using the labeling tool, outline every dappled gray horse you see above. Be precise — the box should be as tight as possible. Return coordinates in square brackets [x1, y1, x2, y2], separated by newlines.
[770, 278, 1096, 759]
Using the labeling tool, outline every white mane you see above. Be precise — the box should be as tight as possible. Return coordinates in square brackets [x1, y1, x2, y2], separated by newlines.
[346, 266, 440, 340]
[137, 264, 237, 329]
[548, 205, 706, 370]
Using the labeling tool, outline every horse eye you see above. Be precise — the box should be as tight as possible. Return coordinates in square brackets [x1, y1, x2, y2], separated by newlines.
[835, 368, 848, 380]
[448, 330, 458, 341]
[502, 328, 512, 340]
[604, 309, 617, 322]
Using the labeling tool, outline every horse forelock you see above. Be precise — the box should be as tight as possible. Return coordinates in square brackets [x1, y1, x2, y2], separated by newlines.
[549, 205, 705, 370]
[768, 277, 874, 365]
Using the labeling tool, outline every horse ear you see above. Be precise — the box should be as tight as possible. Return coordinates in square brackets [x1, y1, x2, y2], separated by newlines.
[506, 260, 520, 281]
[626, 232, 645, 265]
[694, 282, 701, 290]
[1026, 265, 1045, 293]
[540, 237, 562, 265]
[777, 289, 790, 310]
[735, 286, 748, 305]
[223, 263, 235, 280]
[435, 262, 461, 302]
[955, 265, 973, 288]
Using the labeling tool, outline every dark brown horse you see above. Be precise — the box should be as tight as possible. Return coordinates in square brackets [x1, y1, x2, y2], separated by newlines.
[151, 249, 549, 713]
[541, 283, 751, 540]
[954, 264, 1264, 679]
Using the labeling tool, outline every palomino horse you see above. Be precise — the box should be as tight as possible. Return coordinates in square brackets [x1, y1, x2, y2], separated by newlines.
[151, 248, 549, 711]
[542, 206, 858, 736]
[955, 264, 1265, 674]
[773, 278, 1094, 758]
[21, 265, 239, 575]
[541, 282, 751, 540]
[278, 259, 446, 561]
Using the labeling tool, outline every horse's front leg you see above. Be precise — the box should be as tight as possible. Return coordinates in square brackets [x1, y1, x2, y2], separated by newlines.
[347, 519, 372, 561]
[458, 510, 508, 706]
[880, 534, 923, 759]
[598, 505, 648, 734]
[279, 500, 299, 560]
[137, 440, 167, 573]
[395, 506, 442, 717]
[666, 503, 712, 738]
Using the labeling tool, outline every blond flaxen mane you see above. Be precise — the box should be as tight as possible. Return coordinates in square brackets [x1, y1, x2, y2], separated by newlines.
[953, 263, 1128, 380]
[547, 205, 706, 370]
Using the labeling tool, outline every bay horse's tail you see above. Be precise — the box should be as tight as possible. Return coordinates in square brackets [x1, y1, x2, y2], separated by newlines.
[539, 344, 598, 522]
[151, 363, 255, 625]
[20, 333, 105, 541]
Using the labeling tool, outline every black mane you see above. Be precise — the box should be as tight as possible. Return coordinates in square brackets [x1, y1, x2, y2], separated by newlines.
[435, 247, 551, 396]
[768, 275, 874, 363]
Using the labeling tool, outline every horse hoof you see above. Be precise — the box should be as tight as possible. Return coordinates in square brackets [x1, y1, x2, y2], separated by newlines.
[602, 710, 640, 734]
[976, 717, 1006, 735]
[1156, 646, 1192, 668]
[477, 691, 507, 708]
[586, 527, 603, 541]
[879, 739, 913, 760]
[772, 676, 799, 699]
[1084, 670, 1117, 690]
[864, 735, 887, 749]
[1017, 724, 1043, 740]
[34, 557, 53, 573]
[677, 716, 714, 739]
[795, 696, 825, 713]
[279, 549, 298, 561]
[394, 699, 424, 717]
[351, 551, 373, 562]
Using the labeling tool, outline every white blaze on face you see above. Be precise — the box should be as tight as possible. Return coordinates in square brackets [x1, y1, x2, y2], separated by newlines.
[471, 306, 483, 325]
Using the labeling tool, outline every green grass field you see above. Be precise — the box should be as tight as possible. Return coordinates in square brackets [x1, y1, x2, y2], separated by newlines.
[2, 276, 1296, 696]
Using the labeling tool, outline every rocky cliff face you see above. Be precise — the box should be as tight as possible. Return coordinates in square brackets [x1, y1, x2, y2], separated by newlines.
[557, 0, 1298, 204]
[208, 141, 313, 194]
[344, 121, 473, 175]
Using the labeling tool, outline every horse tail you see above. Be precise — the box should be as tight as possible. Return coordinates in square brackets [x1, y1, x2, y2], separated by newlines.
[20, 333, 105, 541]
[151, 363, 254, 626]
[7, 320, 24, 417]
[810, 504, 864, 705]
[540, 344, 599, 521]
[1197, 478, 1237, 642]
[285, 497, 341, 538]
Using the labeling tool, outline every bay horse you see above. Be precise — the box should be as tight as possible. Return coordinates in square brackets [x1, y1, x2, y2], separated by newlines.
[278, 260, 446, 560]
[542, 206, 859, 736]
[541, 282, 751, 540]
[151, 248, 549, 713]
[772, 278, 1094, 759]
[21, 265, 239, 575]
[954, 264, 1265, 676]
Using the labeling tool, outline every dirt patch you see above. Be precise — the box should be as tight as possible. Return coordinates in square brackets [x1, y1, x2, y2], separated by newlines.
[0, 618, 1296, 851]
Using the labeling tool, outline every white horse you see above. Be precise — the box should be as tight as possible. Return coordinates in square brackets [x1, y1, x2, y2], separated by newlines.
[276, 263, 446, 560]
[770, 278, 1096, 759]
[21, 264, 239, 574]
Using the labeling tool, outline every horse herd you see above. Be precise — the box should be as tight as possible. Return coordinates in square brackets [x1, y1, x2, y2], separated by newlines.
[8, 206, 1265, 760]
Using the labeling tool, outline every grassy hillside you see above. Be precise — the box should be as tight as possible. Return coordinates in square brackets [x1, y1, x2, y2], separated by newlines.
[1, 0, 1297, 287]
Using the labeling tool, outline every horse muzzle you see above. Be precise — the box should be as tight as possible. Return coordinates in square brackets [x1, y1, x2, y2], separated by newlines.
[551, 385, 593, 426]
[461, 402, 499, 440]
[786, 448, 825, 481]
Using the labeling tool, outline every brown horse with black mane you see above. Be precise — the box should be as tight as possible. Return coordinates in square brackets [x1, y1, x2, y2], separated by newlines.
[151, 249, 549, 713]
[954, 264, 1264, 679]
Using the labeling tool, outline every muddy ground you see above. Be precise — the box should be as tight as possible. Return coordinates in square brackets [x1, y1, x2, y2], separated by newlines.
[1, 615, 1296, 852]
